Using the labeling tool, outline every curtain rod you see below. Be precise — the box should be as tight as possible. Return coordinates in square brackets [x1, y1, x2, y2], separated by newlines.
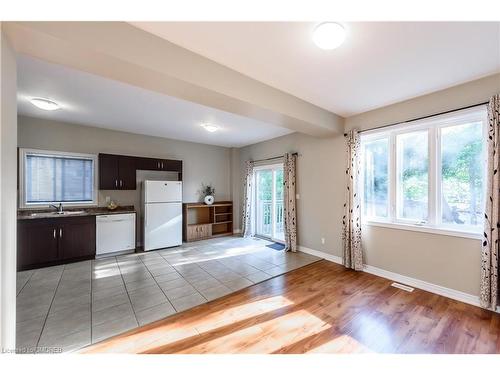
[252, 152, 298, 163]
[343, 101, 489, 137]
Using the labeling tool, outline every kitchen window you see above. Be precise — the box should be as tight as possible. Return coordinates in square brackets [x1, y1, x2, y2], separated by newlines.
[19, 148, 98, 208]
[360, 106, 487, 238]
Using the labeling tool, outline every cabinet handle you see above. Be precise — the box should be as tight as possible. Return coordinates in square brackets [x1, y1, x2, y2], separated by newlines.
[161, 162, 164, 169]
[53, 229, 56, 239]
[120, 180, 123, 187]
[115, 180, 118, 188]
[59, 228, 63, 238]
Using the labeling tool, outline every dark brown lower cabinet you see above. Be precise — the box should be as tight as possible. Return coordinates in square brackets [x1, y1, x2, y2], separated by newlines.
[17, 216, 96, 271]
[17, 220, 59, 268]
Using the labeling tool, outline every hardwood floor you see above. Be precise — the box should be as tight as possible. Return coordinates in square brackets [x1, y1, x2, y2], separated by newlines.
[81, 260, 500, 354]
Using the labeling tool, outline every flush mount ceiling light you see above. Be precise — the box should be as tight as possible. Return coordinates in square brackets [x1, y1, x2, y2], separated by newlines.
[30, 98, 60, 111]
[312, 22, 346, 50]
[201, 123, 219, 132]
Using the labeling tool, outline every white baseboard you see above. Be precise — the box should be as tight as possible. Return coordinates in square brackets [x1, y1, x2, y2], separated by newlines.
[299, 246, 342, 265]
[363, 264, 480, 308]
[298, 246, 481, 308]
[233, 229, 242, 234]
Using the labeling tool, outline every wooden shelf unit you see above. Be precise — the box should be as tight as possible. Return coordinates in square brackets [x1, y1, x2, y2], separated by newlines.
[183, 201, 233, 242]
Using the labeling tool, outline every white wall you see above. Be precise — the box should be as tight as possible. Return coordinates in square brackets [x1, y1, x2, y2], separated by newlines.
[237, 132, 345, 253]
[0, 24, 18, 351]
[236, 73, 500, 298]
[18, 115, 233, 244]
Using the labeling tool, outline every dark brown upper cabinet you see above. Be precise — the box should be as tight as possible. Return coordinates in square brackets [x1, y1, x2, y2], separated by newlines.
[135, 157, 182, 172]
[135, 157, 163, 171]
[98, 154, 137, 190]
[99, 154, 120, 190]
[99, 153, 182, 190]
[162, 159, 182, 172]
[118, 155, 137, 190]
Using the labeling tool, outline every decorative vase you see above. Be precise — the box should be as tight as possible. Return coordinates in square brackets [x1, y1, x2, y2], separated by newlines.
[204, 195, 215, 205]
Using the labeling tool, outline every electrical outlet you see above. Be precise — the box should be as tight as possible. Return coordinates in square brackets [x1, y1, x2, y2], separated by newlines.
[321, 237, 325, 244]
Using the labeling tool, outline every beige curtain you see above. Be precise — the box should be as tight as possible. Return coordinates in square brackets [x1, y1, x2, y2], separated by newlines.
[481, 94, 500, 310]
[283, 153, 297, 252]
[342, 129, 363, 270]
[242, 160, 255, 237]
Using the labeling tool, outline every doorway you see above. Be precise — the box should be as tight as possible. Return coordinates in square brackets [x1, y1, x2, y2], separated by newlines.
[254, 163, 284, 243]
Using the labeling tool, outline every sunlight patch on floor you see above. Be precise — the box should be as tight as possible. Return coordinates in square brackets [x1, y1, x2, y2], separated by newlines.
[179, 307, 331, 353]
[91, 268, 120, 279]
[193, 295, 296, 333]
[166, 244, 279, 267]
[306, 334, 374, 353]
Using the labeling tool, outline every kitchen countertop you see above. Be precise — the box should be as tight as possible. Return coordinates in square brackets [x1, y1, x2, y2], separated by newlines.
[17, 206, 136, 220]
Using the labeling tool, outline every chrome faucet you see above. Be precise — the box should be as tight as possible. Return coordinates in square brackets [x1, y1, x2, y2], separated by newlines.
[50, 203, 64, 214]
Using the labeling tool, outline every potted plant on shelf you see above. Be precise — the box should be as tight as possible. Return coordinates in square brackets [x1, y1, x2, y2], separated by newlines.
[201, 183, 215, 205]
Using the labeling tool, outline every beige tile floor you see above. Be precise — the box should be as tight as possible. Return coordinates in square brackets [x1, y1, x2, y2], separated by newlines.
[16, 236, 320, 353]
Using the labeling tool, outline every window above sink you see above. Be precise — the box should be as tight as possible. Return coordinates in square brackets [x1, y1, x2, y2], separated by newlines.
[19, 148, 98, 209]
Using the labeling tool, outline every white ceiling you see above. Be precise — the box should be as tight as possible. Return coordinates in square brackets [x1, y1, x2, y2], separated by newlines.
[131, 22, 500, 117]
[17, 55, 293, 148]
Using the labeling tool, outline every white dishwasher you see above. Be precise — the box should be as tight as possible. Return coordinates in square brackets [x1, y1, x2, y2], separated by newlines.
[96, 213, 136, 257]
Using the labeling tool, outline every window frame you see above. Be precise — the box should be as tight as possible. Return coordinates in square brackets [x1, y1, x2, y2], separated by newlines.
[360, 106, 488, 240]
[19, 148, 98, 209]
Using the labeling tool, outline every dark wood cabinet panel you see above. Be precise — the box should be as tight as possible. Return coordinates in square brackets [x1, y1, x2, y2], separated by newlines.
[135, 157, 182, 173]
[118, 156, 137, 190]
[100, 153, 183, 190]
[59, 216, 96, 260]
[17, 216, 96, 270]
[99, 154, 120, 189]
[136, 157, 162, 171]
[162, 159, 182, 172]
[17, 219, 59, 269]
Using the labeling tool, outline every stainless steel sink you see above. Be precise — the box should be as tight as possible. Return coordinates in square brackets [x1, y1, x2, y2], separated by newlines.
[56, 210, 86, 215]
[28, 210, 86, 217]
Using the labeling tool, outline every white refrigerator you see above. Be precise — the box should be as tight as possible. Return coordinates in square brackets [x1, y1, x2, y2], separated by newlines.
[143, 180, 182, 251]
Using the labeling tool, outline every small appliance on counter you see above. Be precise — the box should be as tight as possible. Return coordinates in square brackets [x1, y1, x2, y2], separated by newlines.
[142, 180, 183, 251]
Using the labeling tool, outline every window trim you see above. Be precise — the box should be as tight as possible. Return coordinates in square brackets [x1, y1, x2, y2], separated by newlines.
[363, 220, 482, 240]
[360, 106, 488, 239]
[19, 148, 98, 209]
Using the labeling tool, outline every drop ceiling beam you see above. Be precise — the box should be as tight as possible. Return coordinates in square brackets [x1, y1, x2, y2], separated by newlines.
[5, 22, 344, 136]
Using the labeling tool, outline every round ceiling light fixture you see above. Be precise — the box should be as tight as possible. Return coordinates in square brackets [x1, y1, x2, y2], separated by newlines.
[30, 98, 60, 111]
[201, 123, 219, 132]
[312, 22, 346, 50]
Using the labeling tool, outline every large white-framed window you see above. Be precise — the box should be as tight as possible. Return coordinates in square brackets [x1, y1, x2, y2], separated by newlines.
[19, 148, 98, 208]
[360, 106, 488, 239]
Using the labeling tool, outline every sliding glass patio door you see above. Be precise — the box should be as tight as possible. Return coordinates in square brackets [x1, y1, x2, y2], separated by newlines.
[255, 164, 284, 242]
